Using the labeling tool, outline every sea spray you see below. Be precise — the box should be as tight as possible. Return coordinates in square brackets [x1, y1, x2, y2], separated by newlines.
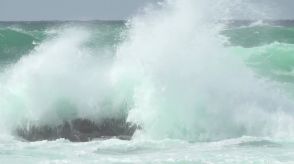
[112, 0, 294, 141]
[1, 1, 294, 163]
[0, 0, 294, 142]
[0, 27, 127, 133]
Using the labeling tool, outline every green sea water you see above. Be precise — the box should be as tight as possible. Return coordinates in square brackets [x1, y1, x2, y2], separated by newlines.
[1, 3, 294, 164]
[2, 21, 294, 89]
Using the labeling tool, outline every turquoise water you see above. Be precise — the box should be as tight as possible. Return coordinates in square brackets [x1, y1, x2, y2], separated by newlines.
[1, 0, 294, 163]
[1, 137, 294, 163]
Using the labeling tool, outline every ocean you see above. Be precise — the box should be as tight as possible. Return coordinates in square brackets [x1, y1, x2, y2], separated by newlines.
[1, 1, 294, 163]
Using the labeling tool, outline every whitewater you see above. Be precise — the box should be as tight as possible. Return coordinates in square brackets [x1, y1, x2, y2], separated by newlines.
[1, 0, 294, 163]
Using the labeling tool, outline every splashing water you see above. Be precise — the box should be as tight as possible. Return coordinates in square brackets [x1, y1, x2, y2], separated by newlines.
[112, 0, 294, 141]
[1, 0, 294, 163]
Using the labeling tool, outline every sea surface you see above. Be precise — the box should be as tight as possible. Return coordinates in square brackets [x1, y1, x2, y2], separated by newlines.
[1, 1, 294, 163]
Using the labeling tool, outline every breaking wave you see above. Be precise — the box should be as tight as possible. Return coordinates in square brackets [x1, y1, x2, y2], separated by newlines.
[0, 0, 294, 142]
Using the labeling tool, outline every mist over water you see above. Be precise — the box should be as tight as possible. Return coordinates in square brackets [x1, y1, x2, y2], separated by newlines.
[1, 0, 294, 163]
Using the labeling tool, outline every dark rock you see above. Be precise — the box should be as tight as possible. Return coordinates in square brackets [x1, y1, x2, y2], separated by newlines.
[16, 118, 139, 142]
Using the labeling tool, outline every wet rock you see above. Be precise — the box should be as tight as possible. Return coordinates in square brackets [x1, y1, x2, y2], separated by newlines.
[16, 118, 138, 142]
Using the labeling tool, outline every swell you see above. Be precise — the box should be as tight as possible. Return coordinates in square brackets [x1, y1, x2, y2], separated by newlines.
[231, 42, 294, 83]
[0, 22, 125, 67]
[0, 28, 38, 65]
[224, 26, 294, 47]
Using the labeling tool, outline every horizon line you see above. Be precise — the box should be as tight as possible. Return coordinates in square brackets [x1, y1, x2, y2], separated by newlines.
[1, 19, 294, 22]
[0, 19, 126, 22]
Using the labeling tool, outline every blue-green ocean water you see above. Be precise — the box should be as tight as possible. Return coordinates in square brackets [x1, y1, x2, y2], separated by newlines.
[2, 4, 294, 164]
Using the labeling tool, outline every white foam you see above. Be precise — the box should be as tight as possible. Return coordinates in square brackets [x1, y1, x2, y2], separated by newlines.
[0, 0, 294, 141]
[112, 0, 294, 141]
